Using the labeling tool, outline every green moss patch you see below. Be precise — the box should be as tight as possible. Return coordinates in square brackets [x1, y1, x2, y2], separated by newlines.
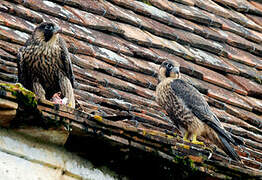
[0, 83, 37, 108]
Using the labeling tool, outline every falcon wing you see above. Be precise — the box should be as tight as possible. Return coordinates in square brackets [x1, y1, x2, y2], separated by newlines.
[171, 79, 236, 145]
[58, 37, 75, 88]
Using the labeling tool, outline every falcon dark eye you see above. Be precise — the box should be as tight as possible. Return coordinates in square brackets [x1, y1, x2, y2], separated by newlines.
[167, 64, 173, 70]
[45, 25, 53, 30]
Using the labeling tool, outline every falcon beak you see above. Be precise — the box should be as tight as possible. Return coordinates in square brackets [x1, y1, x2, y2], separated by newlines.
[170, 66, 180, 78]
[172, 67, 180, 74]
[53, 25, 61, 34]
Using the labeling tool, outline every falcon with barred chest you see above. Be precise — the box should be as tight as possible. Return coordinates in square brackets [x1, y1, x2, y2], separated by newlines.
[156, 60, 241, 162]
[17, 22, 75, 108]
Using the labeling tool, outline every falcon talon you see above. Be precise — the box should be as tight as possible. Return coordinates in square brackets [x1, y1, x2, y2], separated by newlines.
[207, 151, 213, 160]
[191, 134, 205, 146]
[191, 140, 204, 146]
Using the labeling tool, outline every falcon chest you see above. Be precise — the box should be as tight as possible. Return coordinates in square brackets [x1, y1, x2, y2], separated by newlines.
[156, 78, 194, 127]
[23, 41, 62, 86]
[156, 78, 180, 113]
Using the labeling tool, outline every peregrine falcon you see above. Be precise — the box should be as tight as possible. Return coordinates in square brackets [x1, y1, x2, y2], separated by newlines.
[17, 22, 75, 108]
[156, 60, 241, 161]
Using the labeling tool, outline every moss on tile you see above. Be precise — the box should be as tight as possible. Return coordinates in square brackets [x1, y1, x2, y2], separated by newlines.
[0, 83, 37, 108]
[141, 0, 152, 6]
[0, 83, 69, 130]
[173, 155, 197, 171]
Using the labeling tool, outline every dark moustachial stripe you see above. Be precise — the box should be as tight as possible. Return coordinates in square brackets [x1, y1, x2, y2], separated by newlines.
[165, 69, 170, 77]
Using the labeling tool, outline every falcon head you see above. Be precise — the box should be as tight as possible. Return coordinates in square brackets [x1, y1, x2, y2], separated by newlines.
[33, 22, 61, 43]
[158, 60, 180, 82]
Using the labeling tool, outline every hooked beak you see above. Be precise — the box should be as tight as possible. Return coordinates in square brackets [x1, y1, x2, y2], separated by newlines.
[53, 25, 61, 34]
[172, 66, 180, 74]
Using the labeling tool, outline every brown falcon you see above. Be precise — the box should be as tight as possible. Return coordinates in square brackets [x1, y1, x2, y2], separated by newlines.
[17, 22, 75, 108]
[156, 60, 241, 161]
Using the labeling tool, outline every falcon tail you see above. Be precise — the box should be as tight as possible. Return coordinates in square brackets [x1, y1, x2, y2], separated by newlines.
[218, 135, 242, 162]
[230, 132, 244, 146]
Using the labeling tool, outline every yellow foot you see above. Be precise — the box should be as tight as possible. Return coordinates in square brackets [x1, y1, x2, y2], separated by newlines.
[183, 132, 191, 143]
[94, 115, 103, 122]
[192, 134, 204, 146]
[183, 133, 205, 146]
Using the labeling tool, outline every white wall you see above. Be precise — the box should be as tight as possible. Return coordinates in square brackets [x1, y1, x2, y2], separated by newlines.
[0, 127, 117, 180]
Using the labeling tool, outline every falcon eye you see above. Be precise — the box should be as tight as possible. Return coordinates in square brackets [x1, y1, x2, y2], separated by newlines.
[45, 25, 53, 30]
[167, 64, 173, 70]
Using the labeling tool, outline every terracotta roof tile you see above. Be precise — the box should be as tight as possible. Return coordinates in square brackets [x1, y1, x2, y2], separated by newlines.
[127, 45, 160, 62]
[77, 82, 158, 111]
[0, 70, 17, 82]
[228, 10, 262, 32]
[115, 0, 193, 30]
[0, 40, 21, 56]
[152, 0, 222, 27]
[181, 74, 252, 110]
[213, 0, 262, 16]
[63, 36, 95, 56]
[243, 0, 262, 15]
[43, 16, 133, 56]
[0, 56, 17, 75]
[242, 96, 262, 114]
[1, 0, 262, 176]
[0, 56, 16, 68]
[75, 54, 159, 90]
[210, 107, 262, 136]
[221, 43, 262, 70]
[206, 82, 253, 111]
[223, 122, 262, 144]
[172, 0, 195, 6]
[223, 31, 262, 56]
[115, 22, 161, 47]
[52, 0, 108, 16]
[137, 14, 193, 39]
[100, 0, 143, 27]
[0, 11, 35, 34]
[187, 62, 247, 95]
[65, 5, 124, 34]
[89, 45, 137, 70]
[195, 0, 232, 18]
[227, 74, 262, 98]
[74, 67, 155, 100]
[188, 48, 239, 74]
[121, 55, 158, 76]
[0, 1, 43, 24]
[0, 48, 16, 63]
[188, 22, 227, 42]
[246, 14, 262, 28]
[195, 0, 262, 33]
[218, 16, 262, 44]
[0, 25, 29, 45]
[142, 0, 194, 32]
[226, 104, 262, 128]
[22, 0, 81, 23]
[156, 39, 195, 60]
[228, 60, 262, 82]
[115, 24, 196, 60]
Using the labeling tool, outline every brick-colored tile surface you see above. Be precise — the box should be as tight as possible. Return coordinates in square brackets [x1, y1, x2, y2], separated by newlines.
[0, 0, 262, 175]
